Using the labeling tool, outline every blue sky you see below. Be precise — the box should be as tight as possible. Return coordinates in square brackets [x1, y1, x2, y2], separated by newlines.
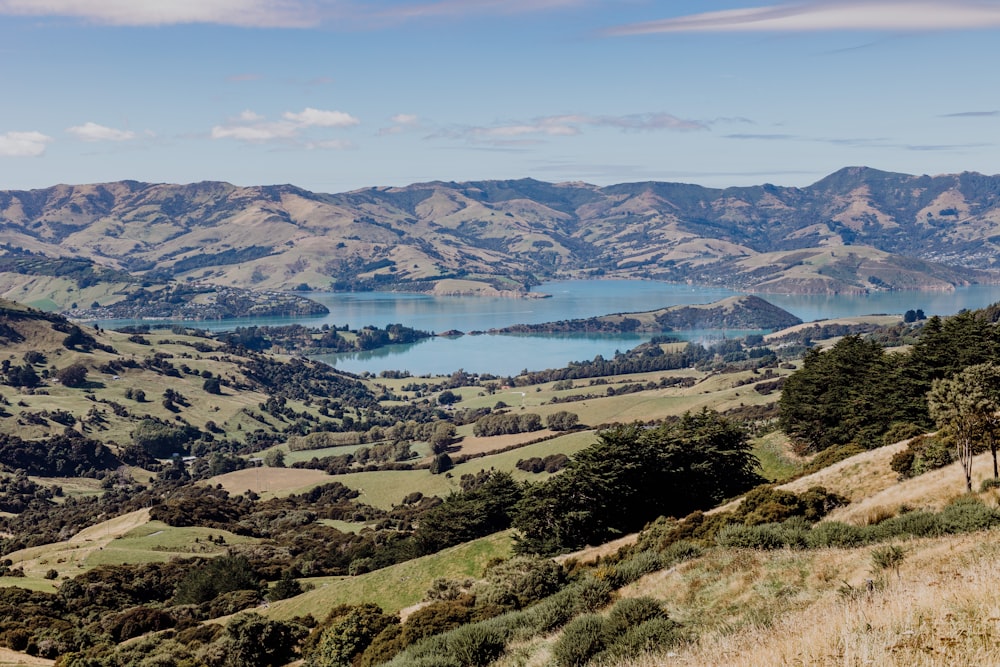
[1, 1, 999, 193]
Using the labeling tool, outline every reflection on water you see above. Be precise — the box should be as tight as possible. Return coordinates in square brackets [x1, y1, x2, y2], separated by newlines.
[88, 280, 1000, 376]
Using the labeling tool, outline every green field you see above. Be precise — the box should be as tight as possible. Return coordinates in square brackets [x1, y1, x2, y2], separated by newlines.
[267, 531, 513, 618]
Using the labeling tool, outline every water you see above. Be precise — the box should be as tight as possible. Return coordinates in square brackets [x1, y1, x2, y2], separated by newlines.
[89, 280, 1000, 376]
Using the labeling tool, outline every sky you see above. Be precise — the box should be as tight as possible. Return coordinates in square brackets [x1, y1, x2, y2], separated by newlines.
[1, 0, 999, 194]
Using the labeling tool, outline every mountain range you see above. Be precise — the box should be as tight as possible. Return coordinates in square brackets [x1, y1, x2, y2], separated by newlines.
[1, 166, 999, 311]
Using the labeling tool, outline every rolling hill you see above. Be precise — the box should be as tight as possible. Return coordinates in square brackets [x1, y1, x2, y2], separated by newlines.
[1, 167, 999, 314]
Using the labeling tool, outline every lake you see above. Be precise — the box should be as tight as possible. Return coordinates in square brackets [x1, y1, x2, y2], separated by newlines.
[91, 280, 1000, 376]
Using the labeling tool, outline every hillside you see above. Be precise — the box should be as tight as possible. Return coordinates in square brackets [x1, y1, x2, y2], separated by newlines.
[0, 168, 999, 311]
[493, 295, 802, 334]
[0, 297, 992, 665]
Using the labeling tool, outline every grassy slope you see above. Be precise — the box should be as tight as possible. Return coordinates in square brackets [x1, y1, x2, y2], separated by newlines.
[266, 531, 513, 618]
[512, 444, 1000, 667]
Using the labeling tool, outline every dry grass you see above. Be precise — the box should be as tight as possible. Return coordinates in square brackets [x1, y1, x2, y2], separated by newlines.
[827, 450, 1000, 525]
[781, 440, 910, 501]
[618, 532, 1000, 666]
[0, 647, 53, 666]
[203, 467, 332, 498]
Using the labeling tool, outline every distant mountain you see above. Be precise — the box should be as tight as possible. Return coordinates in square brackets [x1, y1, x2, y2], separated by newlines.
[1, 167, 999, 307]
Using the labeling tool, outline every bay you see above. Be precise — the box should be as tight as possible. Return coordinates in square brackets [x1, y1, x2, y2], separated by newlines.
[89, 280, 1000, 377]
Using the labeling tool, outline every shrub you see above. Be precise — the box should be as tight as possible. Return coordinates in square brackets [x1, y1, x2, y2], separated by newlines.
[445, 625, 505, 667]
[715, 523, 788, 550]
[981, 477, 1000, 492]
[937, 495, 1000, 534]
[601, 597, 667, 642]
[476, 556, 564, 609]
[871, 545, 906, 576]
[805, 521, 866, 548]
[867, 510, 941, 541]
[597, 550, 668, 588]
[551, 614, 606, 667]
[603, 618, 686, 662]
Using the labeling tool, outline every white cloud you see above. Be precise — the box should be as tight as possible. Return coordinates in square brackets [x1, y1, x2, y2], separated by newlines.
[391, 114, 419, 125]
[0, 0, 320, 27]
[607, 1, 1000, 35]
[439, 112, 707, 144]
[212, 107, 359, 145]
[0, 131, 53, 157]
[67, 121, 136, 142]
[282, 107, 360, 127]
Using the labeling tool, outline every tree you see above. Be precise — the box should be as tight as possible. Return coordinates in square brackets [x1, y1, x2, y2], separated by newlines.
[437, 390, 460, 406]
[429, 453, 453, 475]
[545, 411, 579, 431]
[203, 377, 222, 394]
[56, 363, 88, 388]
[307, 604, 397, 667]
[514, 409, 762, 554]
[428, 421, 456, 454]
[264, 448, 286, 468]
[222, 612, 307, 667]
[928, 363, 1000, 491]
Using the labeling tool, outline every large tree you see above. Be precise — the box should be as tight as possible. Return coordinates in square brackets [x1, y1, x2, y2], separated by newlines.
[513, 409, 762, 554]
[928, 363, 1000, 491]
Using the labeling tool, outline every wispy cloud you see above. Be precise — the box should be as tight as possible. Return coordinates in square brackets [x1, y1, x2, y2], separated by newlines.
[211, 107, 359, 146]
[723, 131, 992, 152]
[0, 0, 586, 28]
[940, 110, 1000, 117]
[378, 113, 421, 136]
[0, 0, 321, 28]
[66, 121, 136, 142]
[0, 131, 53, 157]
[369, 0, 584, 22]
[437, 112, 707, 144]
[606, 1, 1000, 36]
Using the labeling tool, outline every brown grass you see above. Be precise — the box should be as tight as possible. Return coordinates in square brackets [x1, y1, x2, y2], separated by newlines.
[617, 531, 1000, 666]
[203, 467, 332, 498]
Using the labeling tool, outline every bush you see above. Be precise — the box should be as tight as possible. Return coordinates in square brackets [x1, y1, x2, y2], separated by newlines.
[445, 625, 505, 667]
[716, 523, 789, 550]
[476, 556, 564, 609]
[937, 495, 1000, 534]
[602, 618, 686, 662]
[551, 614, 606, 667]
[981, 477, 1000, 492]
[867, 510, 941, 541]
[805, 521, 867, 548]
[597, 550, 668, 588]
[601, 597, 667, 641]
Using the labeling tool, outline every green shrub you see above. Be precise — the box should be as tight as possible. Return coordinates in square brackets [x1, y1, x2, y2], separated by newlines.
[551, 614, 606, 667]
[805, 521, 866, 548]
[715, 523, 788, 550]
[871, 545, 906, 576]
[661, 539, 703, 564]
[476, 555, 564, 609]
[866, 510, 941, 540]
[981, 477, 1000, 492]
[602, 618, 686, 662]
[937, 495, 1000, 534]
[600, 550, 668, 588]
[445, 625, 505, 667]
[601, 597, 666, 642]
